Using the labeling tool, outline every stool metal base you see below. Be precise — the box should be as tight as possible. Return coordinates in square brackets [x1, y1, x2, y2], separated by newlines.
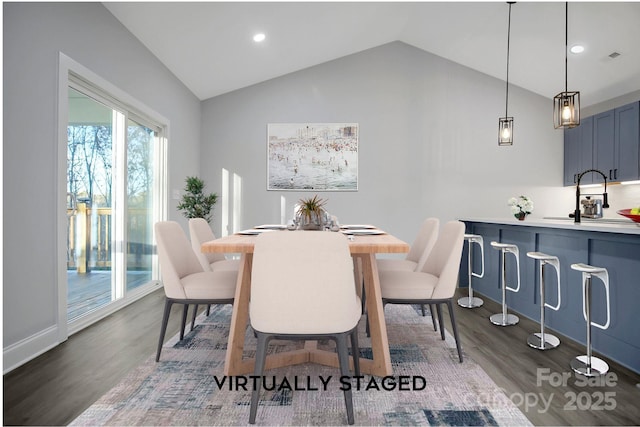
[570, 355, 609, 377]
[458, 296, 484, 308]
[490, 313, 519, 326]
[527, 332, 560, 350]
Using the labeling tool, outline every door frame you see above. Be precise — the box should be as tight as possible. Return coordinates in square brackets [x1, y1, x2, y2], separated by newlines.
[57, 52, 168, 340]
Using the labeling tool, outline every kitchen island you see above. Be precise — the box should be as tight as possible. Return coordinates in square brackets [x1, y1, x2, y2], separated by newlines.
[459, 217, 640, 374]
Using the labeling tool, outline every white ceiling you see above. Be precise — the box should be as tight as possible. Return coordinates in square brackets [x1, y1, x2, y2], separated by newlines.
[104, 2, 640, 106]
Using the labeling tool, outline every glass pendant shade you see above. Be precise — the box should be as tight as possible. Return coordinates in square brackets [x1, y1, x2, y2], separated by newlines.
[498, 2, 515, 146]
[553, 90, 580, 128]
[554, 2, 580, 129]
[498, 117, 514, 145]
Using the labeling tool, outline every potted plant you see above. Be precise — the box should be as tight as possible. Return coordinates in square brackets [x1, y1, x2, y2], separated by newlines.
[177, 176, 218, 223]
[508, 195, 534, 220]
[296, 195, 327, 230]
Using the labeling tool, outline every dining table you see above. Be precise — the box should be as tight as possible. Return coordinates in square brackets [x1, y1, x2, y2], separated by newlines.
[201, 225, 410, 377]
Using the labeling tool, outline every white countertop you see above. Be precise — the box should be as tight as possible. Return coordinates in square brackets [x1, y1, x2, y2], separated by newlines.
[459, 216, 640, 235]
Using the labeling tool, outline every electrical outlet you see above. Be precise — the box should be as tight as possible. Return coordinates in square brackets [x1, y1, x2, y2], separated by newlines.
[172, 189, 181, 200]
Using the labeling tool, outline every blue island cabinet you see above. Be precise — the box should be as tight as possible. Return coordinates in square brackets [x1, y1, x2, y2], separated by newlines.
[460, 220, 640, 374]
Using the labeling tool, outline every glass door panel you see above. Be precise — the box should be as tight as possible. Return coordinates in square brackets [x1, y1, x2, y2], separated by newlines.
[126, 119, 156, 292]
[67, 87, 115, 320]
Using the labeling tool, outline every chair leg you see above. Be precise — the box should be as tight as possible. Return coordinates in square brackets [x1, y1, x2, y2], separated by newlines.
[249, 332, 271, 424]
[180, 304, 189, 340]
[430, 304, 438, 331]
[206, 304, 211, 316]
[156, 299, 173, 362]
[446, 300, 464, 363]
[350, 328, 360, 377]
[436, 304, 445, 341]
[365, 311, 370, 338]
[191, 304, 198, 331]
[336, 333, 355, 425]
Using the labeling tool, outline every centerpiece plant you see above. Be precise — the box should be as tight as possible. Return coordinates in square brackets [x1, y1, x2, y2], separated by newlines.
[296, 195, 327, 230]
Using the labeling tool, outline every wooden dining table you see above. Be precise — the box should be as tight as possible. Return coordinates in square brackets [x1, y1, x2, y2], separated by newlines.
[201, 227, 409, 377]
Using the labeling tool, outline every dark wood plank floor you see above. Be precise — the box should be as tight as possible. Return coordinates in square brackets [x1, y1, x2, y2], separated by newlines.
[4, 288, 640, 426]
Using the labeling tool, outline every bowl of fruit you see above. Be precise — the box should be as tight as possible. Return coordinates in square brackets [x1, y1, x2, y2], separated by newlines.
[617, 208, 640, 224]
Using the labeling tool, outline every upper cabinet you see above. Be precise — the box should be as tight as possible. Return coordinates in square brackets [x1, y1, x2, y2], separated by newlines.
[564, 101, 640, 186]
[564, 116, 593, 185]
[615, 102, 640, 181]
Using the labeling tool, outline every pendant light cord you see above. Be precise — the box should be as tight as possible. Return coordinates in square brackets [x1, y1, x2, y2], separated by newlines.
[564, 1, 568, 93]
[505, 2, 513, 118]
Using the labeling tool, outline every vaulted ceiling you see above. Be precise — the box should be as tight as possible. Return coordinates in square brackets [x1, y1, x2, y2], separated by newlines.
[104, 2, 640, 106]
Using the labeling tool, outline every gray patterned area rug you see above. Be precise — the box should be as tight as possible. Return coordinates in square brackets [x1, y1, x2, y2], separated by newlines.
[71, 304, 531, 426]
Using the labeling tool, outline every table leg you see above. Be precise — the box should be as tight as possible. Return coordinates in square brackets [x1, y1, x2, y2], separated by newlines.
[360, 253, 393, 376]
[224, 253, 253, 375]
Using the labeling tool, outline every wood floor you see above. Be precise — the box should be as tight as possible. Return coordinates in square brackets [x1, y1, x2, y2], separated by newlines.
[4, 288, 640, 426]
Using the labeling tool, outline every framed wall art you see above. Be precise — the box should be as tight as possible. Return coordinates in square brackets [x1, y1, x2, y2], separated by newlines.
[267, 123, 358, 191]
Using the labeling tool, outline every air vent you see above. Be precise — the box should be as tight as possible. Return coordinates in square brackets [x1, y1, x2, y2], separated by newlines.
[608, 52, 621, 59]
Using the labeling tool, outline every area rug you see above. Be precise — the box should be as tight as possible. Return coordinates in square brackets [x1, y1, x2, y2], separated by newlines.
[71, 304, 531, 426]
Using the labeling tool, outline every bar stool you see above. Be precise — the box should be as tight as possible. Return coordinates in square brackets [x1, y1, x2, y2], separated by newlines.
[458, 234, 485, 308]
[526, 252, 561, 350]
[490, 242, 521, 326]
[570, 263, 611, 377]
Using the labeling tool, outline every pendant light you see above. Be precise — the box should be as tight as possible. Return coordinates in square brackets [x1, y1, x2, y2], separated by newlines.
[498, 2, 515, 146]
[553, 2, 580, 129]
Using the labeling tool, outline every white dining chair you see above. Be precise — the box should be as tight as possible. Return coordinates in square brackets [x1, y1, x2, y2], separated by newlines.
[154, 221, 237, 362]
[248, 231, 361, 425]
[188, 218, 241, 326]
[379, 220, 466, 362]
[376, 217, 440, 327]
[188, 218, 240, 272]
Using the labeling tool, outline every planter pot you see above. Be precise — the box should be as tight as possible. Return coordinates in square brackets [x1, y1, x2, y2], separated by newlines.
[515, 212, 527, 221]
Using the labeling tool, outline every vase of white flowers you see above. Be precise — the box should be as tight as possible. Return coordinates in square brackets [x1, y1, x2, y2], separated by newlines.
[508, 195, 534, 220]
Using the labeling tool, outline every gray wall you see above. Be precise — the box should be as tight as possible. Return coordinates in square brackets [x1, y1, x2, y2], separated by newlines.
[200, 41, 572, 245]
[3, 3, 200, 361]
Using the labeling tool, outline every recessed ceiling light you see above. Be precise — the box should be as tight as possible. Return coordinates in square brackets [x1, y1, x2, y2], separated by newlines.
[570, 45, 585, 54]
[253, 33, 266, 43]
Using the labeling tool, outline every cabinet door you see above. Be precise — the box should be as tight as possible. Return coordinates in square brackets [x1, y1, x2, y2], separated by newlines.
[614, 101, 640, 182]
[578, 116, 594, 184]
[563, 116, 593, 186]
[594, 110, 615, 180]
[564, 126, 580, 186]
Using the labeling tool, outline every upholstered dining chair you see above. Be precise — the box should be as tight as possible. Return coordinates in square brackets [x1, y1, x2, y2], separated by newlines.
[376, 217, 440, 327]
[379, 220, 466, 362]
[249, 231, 361, 425]
[188, 218, 240, 272]
[377, 217, 439, 273]
[154, 221, 237, 362]
[188, 218, 241, 327]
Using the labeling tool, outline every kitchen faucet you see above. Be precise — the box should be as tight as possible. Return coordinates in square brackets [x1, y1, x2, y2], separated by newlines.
[574, 169, 610, 223]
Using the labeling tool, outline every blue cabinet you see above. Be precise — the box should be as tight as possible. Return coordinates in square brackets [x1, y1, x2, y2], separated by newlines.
[461, 220, 640, 374]
[564, 101, 639, 185]
[564, 116, 593, 186]
[594, 109, 615, 178]
[614, 101, 640, 181]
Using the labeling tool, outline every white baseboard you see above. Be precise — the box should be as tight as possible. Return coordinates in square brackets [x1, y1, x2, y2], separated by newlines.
[3, 325, 61, 374]
[3, 281, 162, 374]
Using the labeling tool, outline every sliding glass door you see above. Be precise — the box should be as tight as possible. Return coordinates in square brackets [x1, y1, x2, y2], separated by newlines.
[66, 83, 163, 324]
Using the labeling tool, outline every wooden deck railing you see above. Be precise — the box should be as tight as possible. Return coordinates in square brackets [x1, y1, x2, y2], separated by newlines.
[67, 203, 153, 272]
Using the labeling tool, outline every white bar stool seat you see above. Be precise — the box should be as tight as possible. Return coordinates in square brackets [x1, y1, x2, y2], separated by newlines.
[570, 263, 611, 377]
[458, 234, 485, 308]
[490, 242, 520, 326]
[526, 252, 561, 350]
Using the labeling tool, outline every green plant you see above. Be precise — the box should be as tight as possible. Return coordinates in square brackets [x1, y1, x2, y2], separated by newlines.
[177, 176, 218, 223]
[296, 195, 327, 224]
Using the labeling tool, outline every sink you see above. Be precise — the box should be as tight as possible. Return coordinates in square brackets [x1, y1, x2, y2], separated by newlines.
[543, 216, 634, 225]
